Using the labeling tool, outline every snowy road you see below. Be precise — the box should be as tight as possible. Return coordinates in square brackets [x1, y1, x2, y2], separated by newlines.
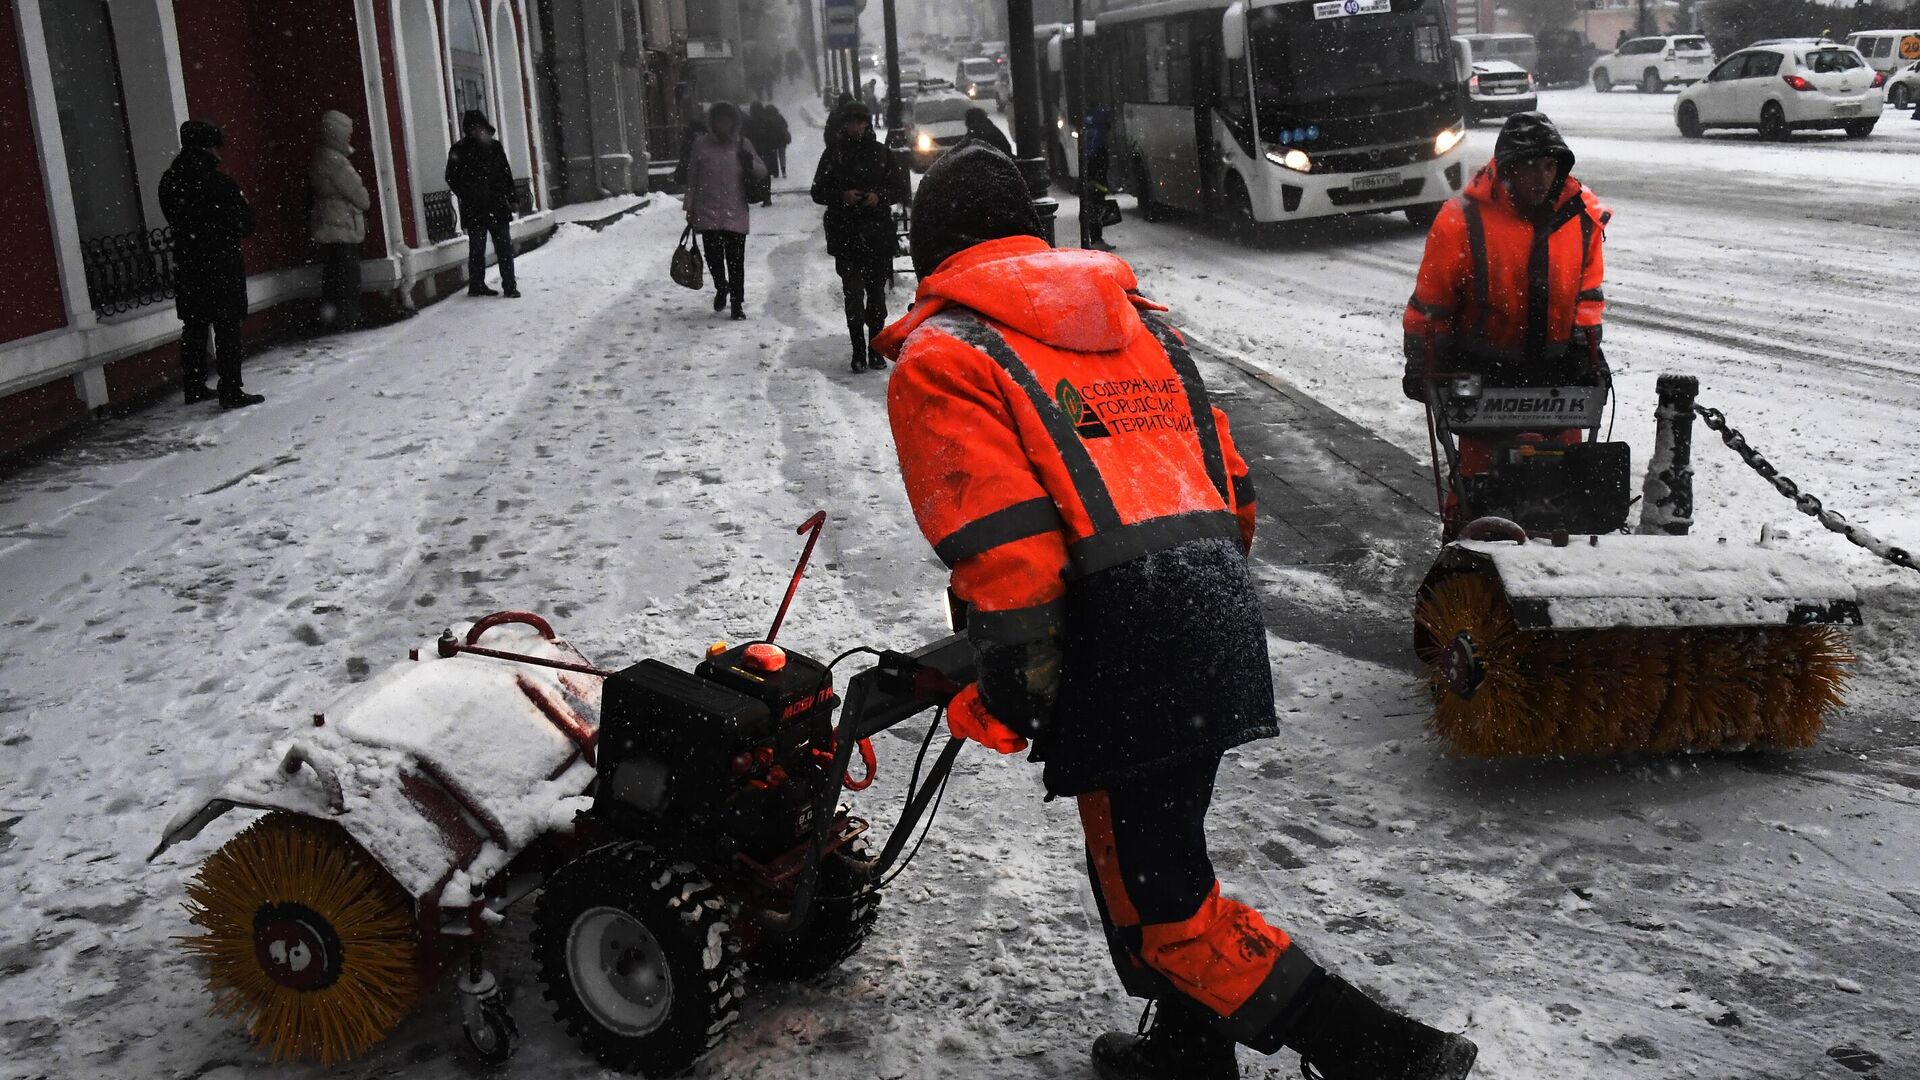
[2, 92, 1918, 1080]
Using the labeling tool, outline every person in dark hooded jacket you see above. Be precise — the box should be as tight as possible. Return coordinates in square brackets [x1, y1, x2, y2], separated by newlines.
[959, 107, 1014, 157]
[445, 110, 520, 297]
[158, 120, 263, 408]
[875, 144, 1480, 1080]
[811, 100, 908, 371]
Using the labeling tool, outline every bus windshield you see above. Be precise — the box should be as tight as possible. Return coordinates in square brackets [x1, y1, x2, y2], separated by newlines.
[1251, 6, 1452, 104]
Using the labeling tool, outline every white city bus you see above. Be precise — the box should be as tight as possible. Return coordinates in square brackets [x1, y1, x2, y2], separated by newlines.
[1099, 0, 1467, 228]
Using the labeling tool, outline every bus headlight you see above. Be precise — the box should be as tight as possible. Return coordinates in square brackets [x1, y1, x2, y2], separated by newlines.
[1433, 125, 1465, 156]
[916, 132, 933, 152]
[1264, 147, 1312, 173]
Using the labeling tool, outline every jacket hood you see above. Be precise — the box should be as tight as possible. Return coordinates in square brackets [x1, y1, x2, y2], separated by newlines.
[180, 119, 223, 150]
[875, 236, 1161, 357]
[461, 109, 494, 135]
[320, 110, 352, 153]
[1492, 110, 1574, 174]
[1464, 158, 1608, 225]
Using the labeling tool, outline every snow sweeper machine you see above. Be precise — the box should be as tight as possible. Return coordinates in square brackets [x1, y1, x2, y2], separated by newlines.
[151, 514, 979, 1073]
[1410, 360, 1864, 758]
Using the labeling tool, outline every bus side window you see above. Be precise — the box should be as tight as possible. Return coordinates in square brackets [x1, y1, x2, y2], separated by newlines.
[1145, 21, 1171, 103]
[1167, 19, 1194, 105]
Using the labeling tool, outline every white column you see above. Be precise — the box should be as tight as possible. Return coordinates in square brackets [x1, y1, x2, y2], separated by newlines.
[356, 0, 409, 256]
[13, 0, 97, 331]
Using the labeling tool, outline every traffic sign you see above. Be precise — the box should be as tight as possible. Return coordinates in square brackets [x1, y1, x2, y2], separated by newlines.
[825, 0, 859, 49]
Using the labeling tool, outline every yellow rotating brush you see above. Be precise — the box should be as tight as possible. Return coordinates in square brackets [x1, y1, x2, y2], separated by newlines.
[181, 812, 419, 1064]
[1415, 570, 1854, 757]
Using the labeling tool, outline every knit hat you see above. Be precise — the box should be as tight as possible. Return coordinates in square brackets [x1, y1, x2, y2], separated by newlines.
[909, 143, 1044, 278]
[835, 99, 873, 129]
[461, 109, 495, 135]
[179, 119, 223, 150]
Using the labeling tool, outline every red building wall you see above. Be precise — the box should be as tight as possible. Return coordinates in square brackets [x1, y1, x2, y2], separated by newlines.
[172, 0, 387, 271]
[0, 0, 70, 345]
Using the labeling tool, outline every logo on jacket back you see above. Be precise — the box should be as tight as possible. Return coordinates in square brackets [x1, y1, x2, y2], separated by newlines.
[1055, 379, 1112, 439]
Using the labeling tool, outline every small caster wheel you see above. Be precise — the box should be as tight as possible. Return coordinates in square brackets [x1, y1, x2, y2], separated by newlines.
[458, 967, 519, 1066]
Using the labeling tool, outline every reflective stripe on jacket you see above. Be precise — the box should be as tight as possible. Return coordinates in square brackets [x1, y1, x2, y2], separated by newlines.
[1404, 160, 1609, 373]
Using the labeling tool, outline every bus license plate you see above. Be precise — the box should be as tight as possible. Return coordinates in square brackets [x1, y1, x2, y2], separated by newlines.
[1350, 172, 1401, 192]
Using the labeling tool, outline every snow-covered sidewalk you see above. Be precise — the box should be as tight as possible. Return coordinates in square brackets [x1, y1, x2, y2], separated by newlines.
[1, 119, 1916, 1080]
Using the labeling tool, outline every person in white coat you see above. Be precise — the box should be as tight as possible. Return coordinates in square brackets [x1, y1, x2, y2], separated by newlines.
[310, 109, 370, 331]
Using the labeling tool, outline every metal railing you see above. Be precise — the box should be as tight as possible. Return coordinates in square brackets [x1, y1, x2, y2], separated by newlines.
[423, 189, 459, 243]
[80, 226, 175, 317]
[513, 177, 533, 216]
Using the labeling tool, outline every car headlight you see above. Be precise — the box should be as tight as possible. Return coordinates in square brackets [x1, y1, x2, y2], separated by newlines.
[1056, 117, 1065, 129]
[966, 85, 977, 97]
[1433, 125, 1465, 156]
[916, 132, 933, 152]
[1264, 147, 1311, 172]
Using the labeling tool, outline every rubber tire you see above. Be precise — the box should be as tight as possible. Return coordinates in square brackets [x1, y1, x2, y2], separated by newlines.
[1844, 120, 1876, 138]
[1677, 102, 1703, 139]
[1405, 201, 1444, 229]
[461, 993, 519, 1067]
[1593, 69, 1611, 92]
[534, 844, 745, 1077]
[749, 846, 880, 981]
[1760, 102, 1789, 141]
[1641, 68, 1663, 93]
[1891, 84, 1910, 109]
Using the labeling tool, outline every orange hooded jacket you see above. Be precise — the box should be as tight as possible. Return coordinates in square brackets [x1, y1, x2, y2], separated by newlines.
[876, 236, 1261, 769]
[1403, 160, 1609, 374]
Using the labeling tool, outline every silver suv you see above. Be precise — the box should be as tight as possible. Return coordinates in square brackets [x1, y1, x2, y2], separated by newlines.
[1591, 35, 1716, 92]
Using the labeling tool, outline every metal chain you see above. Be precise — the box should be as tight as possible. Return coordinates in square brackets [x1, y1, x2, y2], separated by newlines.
[1694, 405, 1917, 573]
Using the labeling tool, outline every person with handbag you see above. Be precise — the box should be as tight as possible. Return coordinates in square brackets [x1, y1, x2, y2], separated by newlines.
[683, 102, 768, 320]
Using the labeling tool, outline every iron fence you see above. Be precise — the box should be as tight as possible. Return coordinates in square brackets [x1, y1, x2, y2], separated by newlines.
[80, 226, 175, 317]
[424, 189, 459, 243]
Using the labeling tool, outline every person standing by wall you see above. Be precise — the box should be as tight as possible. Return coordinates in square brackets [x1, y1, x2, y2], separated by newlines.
[811, 100, 907, 372]
[309, 109, 370, 331]
[445, 110, 520, 298]
[158, 120, 264, 409]
[683, 102, 767, 320]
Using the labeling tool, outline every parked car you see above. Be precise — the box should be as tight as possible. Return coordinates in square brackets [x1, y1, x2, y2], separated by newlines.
[1885, 58, 1920, 107]
[906, 92, 973, 172]
[1675, 43, 1885, 139]
[1456, 33, 1539, 76]
[1537, 29, 1601, 87]
[1591, 35, 1716, 92]
[955, 56, 1002, 106]
[1844, 29, 1920, 74]
[1465, 59, 1538, 122]
[899, 55, 928, 83]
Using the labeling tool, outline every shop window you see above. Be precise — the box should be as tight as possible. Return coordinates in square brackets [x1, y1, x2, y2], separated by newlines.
[44, 0, 143, 242]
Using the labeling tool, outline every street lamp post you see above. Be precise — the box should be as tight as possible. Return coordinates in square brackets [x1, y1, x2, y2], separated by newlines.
[1004, 0, 1059, 243]
[882, 0, 909, 178]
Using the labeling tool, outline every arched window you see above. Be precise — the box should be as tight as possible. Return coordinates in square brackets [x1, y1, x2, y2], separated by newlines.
[490, 2, 531, 182]
[446, 0, 489, 124]
[397, 0, 456, 241]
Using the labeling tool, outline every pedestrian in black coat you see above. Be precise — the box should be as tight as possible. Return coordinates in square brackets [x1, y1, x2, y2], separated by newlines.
[764, 105, 793, 179]
[444, 110, 520, 297]
[158, 120, 263, 408]
[811, 101, 908, 372]
[961, 107, 1014, 157]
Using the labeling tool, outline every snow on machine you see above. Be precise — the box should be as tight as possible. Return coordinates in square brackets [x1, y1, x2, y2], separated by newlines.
[1411, 368, 1858, 756]
[152, 515, 975, 1073]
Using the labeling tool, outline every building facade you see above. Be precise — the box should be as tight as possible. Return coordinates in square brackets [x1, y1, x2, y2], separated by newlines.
[0, 0, 555, 454]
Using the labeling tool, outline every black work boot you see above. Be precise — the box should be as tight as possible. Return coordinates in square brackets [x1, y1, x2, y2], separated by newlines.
[865, 323, 887, 370]
[218, 386, 265, 410]
[848, 322, 868, 372]
[1288, 975, 1477, 1080]
[1092, 1000, 1238, 1080]
[183, 381, 216, 405]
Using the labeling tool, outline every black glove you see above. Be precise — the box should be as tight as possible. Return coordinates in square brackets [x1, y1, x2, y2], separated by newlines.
[1402, 373, 1427, 402]
[973, 638, 1061, 741]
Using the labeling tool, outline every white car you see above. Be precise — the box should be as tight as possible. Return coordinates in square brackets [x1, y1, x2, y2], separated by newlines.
[955, 56, 1001, 105]
[1591, 34, 1716, 92]
[1466, 60, 1537, 122]
[1676, 44, 1886, 138]
[1886, 59, 1920, 108]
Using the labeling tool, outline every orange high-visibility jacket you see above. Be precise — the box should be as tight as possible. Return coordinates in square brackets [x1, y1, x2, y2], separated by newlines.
[1403, 160, 1609, 372]
[878, 236, 1256, 638]
[877, 237, 1271, 793]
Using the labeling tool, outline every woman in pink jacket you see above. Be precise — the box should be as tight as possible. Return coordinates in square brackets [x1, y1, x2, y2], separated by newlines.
[683, 102, 768, 320]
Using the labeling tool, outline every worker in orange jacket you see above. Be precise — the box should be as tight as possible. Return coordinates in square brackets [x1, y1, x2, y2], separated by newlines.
[1402, 111, 1610, 480]
[879, 144, 1478, 1080]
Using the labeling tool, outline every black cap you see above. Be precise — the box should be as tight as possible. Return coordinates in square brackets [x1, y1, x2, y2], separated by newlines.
[179, 119, 223, 150]
[834, 100, 872, 128]
[461, 109, 495, 135]
[909, 143, 1045, 278]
